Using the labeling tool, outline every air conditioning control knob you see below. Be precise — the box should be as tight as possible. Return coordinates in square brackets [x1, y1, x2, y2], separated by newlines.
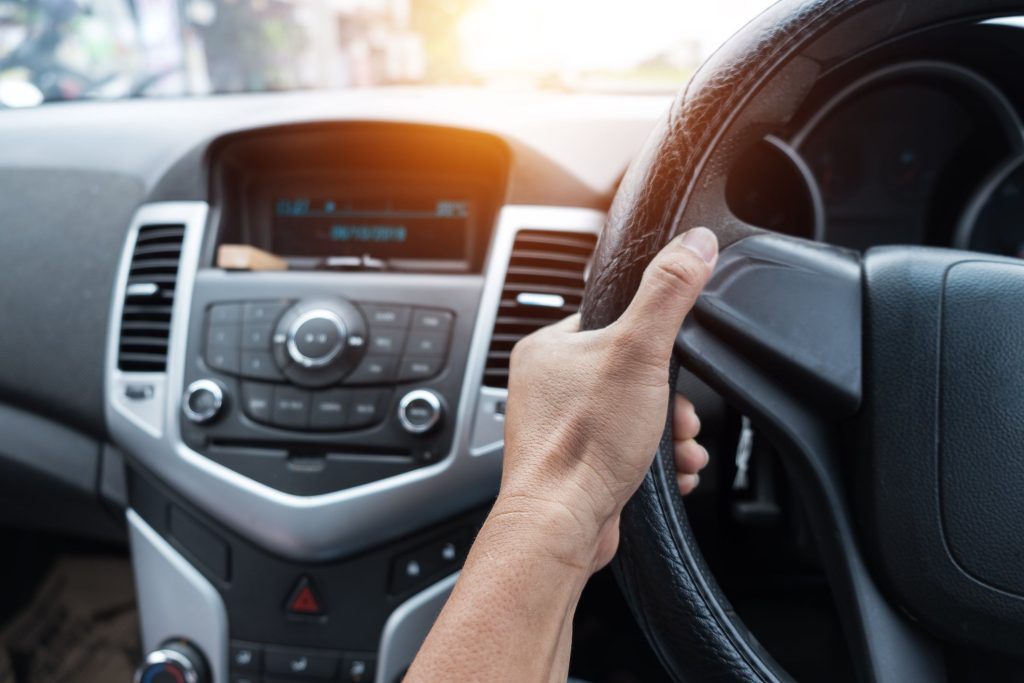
[182, 379, 224, 424]
[135, 640, 209, 683]
[398, 389, 444, 434]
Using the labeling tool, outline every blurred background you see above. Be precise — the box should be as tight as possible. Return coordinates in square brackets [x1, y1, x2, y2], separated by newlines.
[0, 0, 775, 107]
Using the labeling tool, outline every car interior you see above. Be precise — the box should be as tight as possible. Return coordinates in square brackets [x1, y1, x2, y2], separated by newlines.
[3, 0, 1024, 681]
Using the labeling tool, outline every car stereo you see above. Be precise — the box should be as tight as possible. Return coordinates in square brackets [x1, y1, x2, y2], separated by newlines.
[178, 271, 482, 498]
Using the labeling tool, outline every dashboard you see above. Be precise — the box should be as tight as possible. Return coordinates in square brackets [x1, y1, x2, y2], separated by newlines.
[4, 11, 1024, 683]
[0, 90, 663, 683]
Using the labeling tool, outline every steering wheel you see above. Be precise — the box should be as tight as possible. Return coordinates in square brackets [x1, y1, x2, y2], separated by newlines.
[580, 0, 1024, 680]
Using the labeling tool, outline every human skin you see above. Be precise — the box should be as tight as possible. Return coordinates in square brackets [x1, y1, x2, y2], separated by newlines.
[405, 227, 719, 683]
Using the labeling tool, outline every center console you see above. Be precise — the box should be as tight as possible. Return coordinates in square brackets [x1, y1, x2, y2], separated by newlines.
[106, 121, 604, 683]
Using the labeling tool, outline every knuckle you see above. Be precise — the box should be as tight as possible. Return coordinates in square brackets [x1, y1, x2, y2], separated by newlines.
[649, 251, 706, 293]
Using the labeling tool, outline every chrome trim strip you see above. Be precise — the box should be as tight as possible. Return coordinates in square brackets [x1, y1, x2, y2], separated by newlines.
[107, 204, 604, 561]
[128, 509, 228, 683]
[516, 292, 565, 308]
[376, 573, 459, 683]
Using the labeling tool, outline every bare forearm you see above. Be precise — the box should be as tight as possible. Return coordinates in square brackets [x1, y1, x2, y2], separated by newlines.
[405, 503, 591, 683]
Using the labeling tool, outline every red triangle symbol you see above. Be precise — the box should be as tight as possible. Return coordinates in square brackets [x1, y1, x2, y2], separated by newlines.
[287, 578, 323, 615]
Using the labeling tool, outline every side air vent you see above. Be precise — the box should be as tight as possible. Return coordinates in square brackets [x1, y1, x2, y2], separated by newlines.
[484, 230, 598, 388]
[117, 224, 186, 371]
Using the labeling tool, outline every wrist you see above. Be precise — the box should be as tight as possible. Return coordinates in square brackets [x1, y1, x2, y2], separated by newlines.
[484, 491, 613, 575]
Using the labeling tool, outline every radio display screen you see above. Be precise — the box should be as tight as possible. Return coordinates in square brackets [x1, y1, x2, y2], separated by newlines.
[272, 195, 473, 263]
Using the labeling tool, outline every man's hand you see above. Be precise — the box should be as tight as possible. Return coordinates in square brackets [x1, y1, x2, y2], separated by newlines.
[495, 226, 719, 573]
[405, 227, 718, 683]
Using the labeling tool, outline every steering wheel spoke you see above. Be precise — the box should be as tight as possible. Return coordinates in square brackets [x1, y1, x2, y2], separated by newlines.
[675, 233, 942, 682]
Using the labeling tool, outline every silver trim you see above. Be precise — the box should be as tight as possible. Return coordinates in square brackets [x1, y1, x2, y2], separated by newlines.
[285, 308, 347, 368]
[516, 292, 565, 308]
[397, 389, 444, 434]
[136, 649, 200, 683]
[126, 282, 160, 298]
[107, 204, 604, 561]
[128, 509, 228, 683]
[376, 573, 459, 683]
[182, 379, 224, 424]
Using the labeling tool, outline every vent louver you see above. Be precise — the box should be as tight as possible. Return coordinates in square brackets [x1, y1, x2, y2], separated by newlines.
[483, 230, 597, 388]
[117, 224, 186, 371]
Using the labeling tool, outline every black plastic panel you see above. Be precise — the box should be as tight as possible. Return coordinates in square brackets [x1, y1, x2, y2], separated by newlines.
[129, 466, 488, 654]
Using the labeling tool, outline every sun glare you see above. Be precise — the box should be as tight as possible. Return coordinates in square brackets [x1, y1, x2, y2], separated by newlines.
[458, 0, 777, 87]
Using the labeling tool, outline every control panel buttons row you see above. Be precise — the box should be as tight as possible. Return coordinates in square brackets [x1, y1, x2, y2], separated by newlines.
[230, 641, 374, 683]
[241, 382, 388, 431]
[205, 300, 454, 386]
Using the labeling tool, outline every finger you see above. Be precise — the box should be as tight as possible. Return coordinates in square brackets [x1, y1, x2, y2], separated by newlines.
[673, 394, 700, 441]
[674, 438, 709, 475]
[677, 473, 701, 496]
[615, 227, 719, 360]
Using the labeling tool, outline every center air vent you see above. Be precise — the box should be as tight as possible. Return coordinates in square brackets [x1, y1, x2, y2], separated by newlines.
[117, 224, 186, 371]
[483, 230, 598, 388]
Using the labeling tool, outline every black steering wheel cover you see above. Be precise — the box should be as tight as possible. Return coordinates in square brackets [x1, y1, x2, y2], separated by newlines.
[579, 0, 1021, 680]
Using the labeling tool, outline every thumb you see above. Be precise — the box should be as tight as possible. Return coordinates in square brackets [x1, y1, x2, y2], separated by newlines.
[614, 227, 718, 359]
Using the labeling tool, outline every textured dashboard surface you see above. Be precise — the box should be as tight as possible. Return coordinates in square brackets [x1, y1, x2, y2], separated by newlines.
[0, 168, 143, 435]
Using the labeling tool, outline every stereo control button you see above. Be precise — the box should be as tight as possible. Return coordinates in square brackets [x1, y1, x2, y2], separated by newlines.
[368, 329, 406, 356]
[412, 309, 453, 335]
[206, 346, 240, 374]
[241, 351, 283, 380]
[209, 303, 242, 325]
[406, 331, 448, 356]
[207, 323, 240, 348]
[398, 389, 443, 434]
[398, 357, 443, 382]
[241, 382, 273, 424]
[183, 380, 224, 424]
[347, 390, 388, 429]
[241, 323, 274, 350]
[310, 390, 347, 430]
[272, 299, 368, 388]
[272, 386, 311, 428]
[289, 312, 345, 367]
[361, 304, 411, 328]
[345, 356, 398, 385]
[243, 301, 288, 324]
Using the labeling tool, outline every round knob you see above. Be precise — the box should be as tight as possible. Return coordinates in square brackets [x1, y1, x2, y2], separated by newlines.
[286, 309, 347, 368]
[182, 379, 224, 424]
[135, 641, 208, 683]
[398, 389, 444, 434]
[272, 299, 368, 388]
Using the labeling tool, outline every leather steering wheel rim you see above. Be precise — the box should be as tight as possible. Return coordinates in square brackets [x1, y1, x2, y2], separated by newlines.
[578, 1, 1024, 681]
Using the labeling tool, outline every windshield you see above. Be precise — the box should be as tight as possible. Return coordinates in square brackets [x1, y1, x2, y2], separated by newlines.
[0, 0, 775, 107]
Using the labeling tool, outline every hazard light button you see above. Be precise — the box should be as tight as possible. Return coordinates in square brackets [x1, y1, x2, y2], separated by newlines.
[285, 576, 325, 617]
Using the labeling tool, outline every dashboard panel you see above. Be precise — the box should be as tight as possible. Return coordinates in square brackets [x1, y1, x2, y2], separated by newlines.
[728, 59, 1024, 259]
[0, 90, 659, 682]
